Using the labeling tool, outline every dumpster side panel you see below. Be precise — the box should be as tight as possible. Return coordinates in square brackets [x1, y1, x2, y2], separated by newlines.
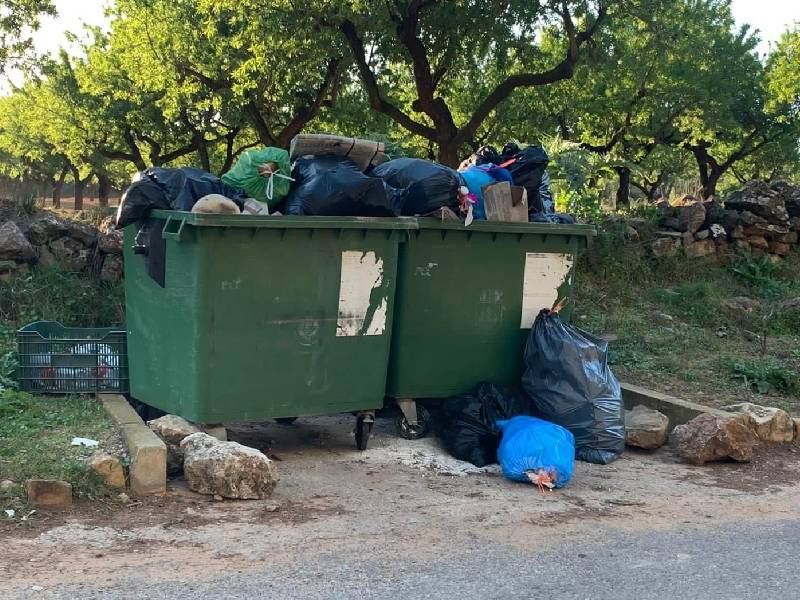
[124, 224, 202, 417]
[191, 227, 398, 422]
[387, 228, 583, 399]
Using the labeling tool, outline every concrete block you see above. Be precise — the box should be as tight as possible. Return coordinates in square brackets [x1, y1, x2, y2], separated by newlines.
[26, 480, 72, 508]
[123, 424, 167, 496]
[621, 382, 730, 429]
[98, 393, 143, 426]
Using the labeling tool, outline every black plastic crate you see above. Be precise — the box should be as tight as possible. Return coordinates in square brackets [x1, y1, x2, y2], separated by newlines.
[17, 321, 128, 394]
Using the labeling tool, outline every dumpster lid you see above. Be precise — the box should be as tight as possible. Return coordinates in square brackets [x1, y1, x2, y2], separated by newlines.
[416, 218, 596, 237]
[150, 210, 419, 230]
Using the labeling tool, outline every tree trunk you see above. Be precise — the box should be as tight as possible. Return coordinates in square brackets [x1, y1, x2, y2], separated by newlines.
[703, 168, 723, 199]
[97, 172, 111, 208]
[52, 165, 68, 209]
[71, 170, 92, 211]
[615, 166, 631, 209]
[436, 142, 460, 169]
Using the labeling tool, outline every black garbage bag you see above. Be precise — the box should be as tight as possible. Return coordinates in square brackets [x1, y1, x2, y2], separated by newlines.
[116, 167, 247, 228]
[504, 146, 550, 216]
[436, 382, 533, 467]
[475, 145, 501, 166]
[285, 157, 403, 216]
[522, 310, 624, 465]
[371, 158, 462, 216]
[529, 212, 576, 224]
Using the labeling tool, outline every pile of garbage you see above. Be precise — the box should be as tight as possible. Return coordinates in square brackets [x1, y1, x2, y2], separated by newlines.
[435, 306, 625, 490]
[115, 134, 565, 228]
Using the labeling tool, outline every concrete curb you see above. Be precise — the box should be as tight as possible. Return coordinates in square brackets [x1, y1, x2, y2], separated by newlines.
[98, 394, 166, 496]
[621, 382, 730, 428]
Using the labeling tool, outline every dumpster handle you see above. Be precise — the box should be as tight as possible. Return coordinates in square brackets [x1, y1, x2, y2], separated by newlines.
[162, 215, 187, 242]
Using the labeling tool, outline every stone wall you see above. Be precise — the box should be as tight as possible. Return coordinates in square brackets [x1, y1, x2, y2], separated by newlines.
[0, 208, 123, 282]
[629, 180, 800, 261]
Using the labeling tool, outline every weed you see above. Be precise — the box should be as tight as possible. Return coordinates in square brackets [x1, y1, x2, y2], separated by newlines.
[724, 358, 800, 396]
[14, 194, 38, 219]
[731, 252, 790, 299]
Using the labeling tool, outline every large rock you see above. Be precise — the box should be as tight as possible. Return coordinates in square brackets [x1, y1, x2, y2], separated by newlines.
[90, 453, 126, 488]
[65, 221, 98, 246]
[148, 414, 201, 472]
[671, 414, 757, 465]
[0, 221, 35, 260]
[685, 239, 716, 257]
[677, 202, 706, 234]
[721, 403, 795, 443]
[26, 479, 73, 508]
[725, 180, 789, 224]
[27, 213, 68, 245]
[181, 433, 278, 499]
[49, 236, 91, 272]
[99, 254, 124, 282]
[625, 405, 669, 449]
[649, 236, 680, 257]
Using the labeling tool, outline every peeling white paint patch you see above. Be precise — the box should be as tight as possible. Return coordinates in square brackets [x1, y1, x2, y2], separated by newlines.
[337, 251, 387, 337]
[520, 252, 573, 328]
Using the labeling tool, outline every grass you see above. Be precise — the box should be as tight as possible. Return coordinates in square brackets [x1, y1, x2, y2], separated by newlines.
[575, 229, 800, 414]
[0, 390, 119, 514]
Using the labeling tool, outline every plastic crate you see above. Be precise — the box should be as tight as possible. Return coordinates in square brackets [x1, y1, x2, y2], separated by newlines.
[17, 321, 129, 394]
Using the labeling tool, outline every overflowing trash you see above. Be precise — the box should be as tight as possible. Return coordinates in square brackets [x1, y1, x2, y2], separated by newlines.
[522, 308, 625, 465]
[116, 167, 248, 228]
[285, 157, 403, 217]
[497, 416, 575, 490]
[221, 147, 292, 206]
[372, 158, 463, 216]
[435, 382, 531, 467]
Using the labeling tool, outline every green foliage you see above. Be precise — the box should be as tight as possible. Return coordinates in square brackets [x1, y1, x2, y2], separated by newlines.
[731, 252, 791, 299]
[0, 265, 124, 331]
[0, 390, 116, 502]
[725, 358, 800, 396]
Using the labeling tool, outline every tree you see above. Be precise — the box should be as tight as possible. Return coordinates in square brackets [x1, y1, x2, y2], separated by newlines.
[0, 0, 55, 72]
[337, 0, 614, 166]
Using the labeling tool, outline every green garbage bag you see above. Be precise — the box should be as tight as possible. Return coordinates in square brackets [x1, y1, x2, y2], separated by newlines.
[221, 147, 293, 207]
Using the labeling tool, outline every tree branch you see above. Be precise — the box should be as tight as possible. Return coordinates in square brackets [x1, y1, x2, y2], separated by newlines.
[277, 58, 343, 147]
[340, 19, 436, 140]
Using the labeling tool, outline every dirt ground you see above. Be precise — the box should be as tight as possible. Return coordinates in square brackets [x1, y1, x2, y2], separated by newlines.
[1, 415, 799, 597]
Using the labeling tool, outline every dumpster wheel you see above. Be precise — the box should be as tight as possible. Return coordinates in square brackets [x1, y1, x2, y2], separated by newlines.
[355, 414, 374, 451]
[395, 404, 431, 440]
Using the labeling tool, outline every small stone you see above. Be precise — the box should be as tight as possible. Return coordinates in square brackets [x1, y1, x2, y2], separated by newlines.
[213, 494, 224, 502]
[721, 403, 795, 443]
[694, 229, 710, 241]
[30, 585, 44, 592]
[625, 405, 669, 449]
[49, 237, 91, 271]
[26, 480, 73, 508]
[181, 433, 278, 499]
[117, 492, 130, 503]
[0, 479, 17, 492]
[709, 224, 727, 239]
[626, 225, 640, 241]
[652, 312, 674, 325]
[90, 453, 126, 488]
[0, 221, 35, 260]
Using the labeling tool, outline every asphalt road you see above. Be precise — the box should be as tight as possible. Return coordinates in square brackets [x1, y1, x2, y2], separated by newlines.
[32, 518, 799, 600]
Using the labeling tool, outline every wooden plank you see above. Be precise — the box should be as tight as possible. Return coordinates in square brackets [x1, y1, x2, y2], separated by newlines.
[482, 182, 528, 222]
[290, 134, 385, 171]
[424, 206, 461, 221]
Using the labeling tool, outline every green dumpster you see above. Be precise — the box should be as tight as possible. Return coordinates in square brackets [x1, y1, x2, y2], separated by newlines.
[124, 210, 416, 448]
[387, 219, 595, 437]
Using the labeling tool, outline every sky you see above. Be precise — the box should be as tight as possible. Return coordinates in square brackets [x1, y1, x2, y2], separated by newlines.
[17, 0, 800, 65]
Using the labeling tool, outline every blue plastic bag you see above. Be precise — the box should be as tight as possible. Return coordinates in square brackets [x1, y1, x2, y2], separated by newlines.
[497, 416, 575, 488]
